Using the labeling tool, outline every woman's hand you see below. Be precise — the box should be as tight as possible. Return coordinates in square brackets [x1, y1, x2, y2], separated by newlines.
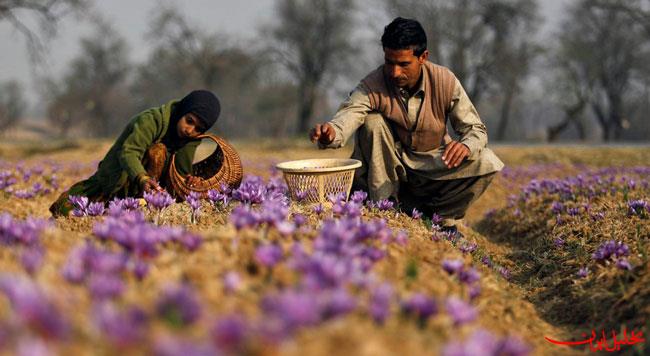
[186, 175, 203, 188]
[142, 178, 164, 193]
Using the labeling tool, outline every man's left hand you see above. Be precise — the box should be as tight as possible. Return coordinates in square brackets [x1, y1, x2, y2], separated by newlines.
[442, 141, 470, 169]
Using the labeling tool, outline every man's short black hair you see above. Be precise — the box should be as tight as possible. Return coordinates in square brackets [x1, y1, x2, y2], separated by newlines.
[381, 17, 427, 56]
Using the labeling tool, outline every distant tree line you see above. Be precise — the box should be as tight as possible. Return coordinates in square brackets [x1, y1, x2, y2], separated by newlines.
[1, 0, 649, 141]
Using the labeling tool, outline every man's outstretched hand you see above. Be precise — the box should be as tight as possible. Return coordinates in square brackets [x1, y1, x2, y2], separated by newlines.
[442, 140, 470, 169]
[309, 123, 336, 145]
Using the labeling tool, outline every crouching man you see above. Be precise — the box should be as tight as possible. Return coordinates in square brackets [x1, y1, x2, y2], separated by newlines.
[310, 17, 504, 235]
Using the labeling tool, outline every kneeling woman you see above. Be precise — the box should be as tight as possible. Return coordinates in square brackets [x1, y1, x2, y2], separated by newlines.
[50, 90, 220, 217]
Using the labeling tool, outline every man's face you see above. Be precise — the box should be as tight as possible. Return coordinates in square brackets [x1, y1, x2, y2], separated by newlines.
[383, 47, 428, 90]
[176, 113, 206, 139]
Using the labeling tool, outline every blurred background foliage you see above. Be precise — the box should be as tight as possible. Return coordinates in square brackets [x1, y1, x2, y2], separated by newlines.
[1, 0, 649, 141]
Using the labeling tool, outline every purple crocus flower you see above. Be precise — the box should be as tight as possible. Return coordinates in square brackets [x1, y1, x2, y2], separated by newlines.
[261, 290, 322, 332]
[322, 288, 357, 319]
[144, 191, 174, 224]
[627, 199, 649, 216]
[442, 329, 500, 356]
[550, 201, 564, 214]
[431, 213, 444, 226]
[459, 242, 478, 254]
[592, 240, 630, 261]
[86, 202, 105, 217]
[223, 271, 242, 294]
[481, 255, 493, 267]
[295, 190, 309, 201]
[459, 268, 481, 284]
[442, 259, 464, 275]
[293, 213, 307, 227]
[350, 190, 368, 204]
[156, 284, 203, 327]
[577, 267, 589, 278]
[94, 302, 149, 347]
[153, 335, 216, 356]
[369, 283, 393, 325]
[616, 258, 632, 271]
[186, 191, 202, 223]
[88, 274, 125, 300]
[255, 244, 284, 268]
[498, 335, 531, 356]
[230, 205, 259, 231]
[375, 199, 394, 211]
[232, 176, 266, 204]
[553, 237, 564, 247]
[0, 274, 69, 339]
[20, 246, 44, 275]
[312, 204, 324, 215]
[144, 191, 174, 211]
[401, 293, 437, 323]
[69, 195, 89, 217]
[445, 297, 477, 326]
[411, 208, 423, 219]
[211, 315, 249, 353]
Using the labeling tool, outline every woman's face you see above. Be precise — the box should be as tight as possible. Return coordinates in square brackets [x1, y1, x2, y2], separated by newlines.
[176, 113, 206, 139]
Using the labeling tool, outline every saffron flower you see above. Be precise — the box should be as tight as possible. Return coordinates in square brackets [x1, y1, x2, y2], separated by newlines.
[144, 191, 174, 224]
[375, 199, 394, 211]
[156, 284, 203, 327]
[616, 258, 632, 271]
[411, 208, 423, 219]
[442, 259, 464, 275]
[255, 244, 284, 268]
[591, 240, 630, 261]
[86, 202, 105, 216]
[445, 297, 477, 326]
[401, 293, 437, 324]
[627, 199, 649, 216]
[369, 283, 393, 325]
[211, 315, 249, 353]
[186, 191, 202, 224]
[577, 267, 589, 278]
[69, 195, 89, 217]
[350, 190, 368, 204]
[223, 271, 242, 294]
[94, 302, 149, 347]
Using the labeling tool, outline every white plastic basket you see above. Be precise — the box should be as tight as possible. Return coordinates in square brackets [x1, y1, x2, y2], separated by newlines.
[275, 158, 362, 203]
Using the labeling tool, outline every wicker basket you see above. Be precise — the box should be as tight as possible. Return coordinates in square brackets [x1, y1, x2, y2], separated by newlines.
[275, 158, 362, 203]
[168, 134, 243, 197]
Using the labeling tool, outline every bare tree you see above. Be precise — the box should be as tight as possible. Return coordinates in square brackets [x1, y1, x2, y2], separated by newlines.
[555, 0, 650, 141]
[267, 0, 357, 134]
[132, 5, 267, 137]
[0, 81, 27, 133]
[483, 0, 541, 140]
[593, 0, 650, 36]
[0, 0, 87, 62]
[45, 18, 132, 137]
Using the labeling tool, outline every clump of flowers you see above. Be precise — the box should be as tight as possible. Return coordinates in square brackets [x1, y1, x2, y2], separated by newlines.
[401, 293, 438, 326]
[445, 296, 477, 326]
[185, 191, 202, 224]
[627, 199, 649, 217]
[143, 191, 174, 224]
[156, 283, 203, 327]
[591, 240, 630, 262]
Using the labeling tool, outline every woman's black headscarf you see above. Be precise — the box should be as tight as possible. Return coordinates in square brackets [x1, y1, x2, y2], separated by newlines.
[165, 90, 221, 149]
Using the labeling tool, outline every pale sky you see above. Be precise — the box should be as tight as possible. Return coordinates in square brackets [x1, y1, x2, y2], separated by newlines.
[0, 0, 568, 110]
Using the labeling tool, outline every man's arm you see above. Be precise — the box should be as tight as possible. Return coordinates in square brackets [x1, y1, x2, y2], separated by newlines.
[310, 84, 373, 148]
[445, 77, 488, 164]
